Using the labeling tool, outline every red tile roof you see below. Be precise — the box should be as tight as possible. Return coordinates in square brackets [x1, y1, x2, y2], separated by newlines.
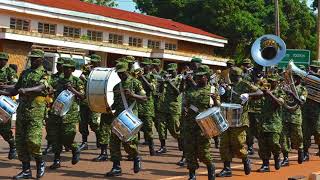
[19, 0, 225, 40]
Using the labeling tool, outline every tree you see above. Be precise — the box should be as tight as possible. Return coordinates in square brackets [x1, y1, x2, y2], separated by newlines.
[135, 0, 317, 62]
[81, 0, 117, 7]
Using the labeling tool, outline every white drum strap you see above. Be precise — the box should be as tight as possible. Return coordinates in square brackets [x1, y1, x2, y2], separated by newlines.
[120, 84, 129, 110]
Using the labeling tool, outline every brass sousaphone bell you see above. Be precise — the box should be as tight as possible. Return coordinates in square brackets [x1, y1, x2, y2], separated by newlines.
[251, 34, 286, 67]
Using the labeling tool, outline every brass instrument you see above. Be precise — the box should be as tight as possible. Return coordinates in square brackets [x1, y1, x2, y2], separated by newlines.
[251, 34, 286, 67]
[288, 61, 320, 103]
[284, 62, 300, 102]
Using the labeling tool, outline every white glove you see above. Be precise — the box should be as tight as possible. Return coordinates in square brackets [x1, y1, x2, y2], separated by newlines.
[218, 86, 226, 95]
[240, 93, 249, 104]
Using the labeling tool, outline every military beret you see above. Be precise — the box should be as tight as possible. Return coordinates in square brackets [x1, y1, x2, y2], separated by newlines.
[57, 57, 65, 64]
[90, 54, 102, 62]
[141, 58, 151, 65]
[63, 58, 76, 68]
[151, 59, 161, 65]
[28, 49, 44, 58]
[242, 58, 252, 64]
[166, 63, 178, 71]
[125, 56, 135, 62]
[230, 67, 243, 76]
[227, 59, 235, 65]
[0, 52, 9, 60]
[195, 65, 212, 76]
[191, 57, 202, 63]
[116, 62, 128, 73]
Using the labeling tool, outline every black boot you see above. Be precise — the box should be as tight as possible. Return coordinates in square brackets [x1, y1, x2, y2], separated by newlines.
[274, 154, 281, 170]
[79, 136, 88, 151]
[242, 157, 251, 175]
[281, 153, 289, 167]
[216, 161, 232, 177]
[8, 138, 17, 160]
[156, 139, 167, 154]
[133, 156, 141, 173]
[50, 153, 61, 169]
[42, 143, 53, 155]
[72, 148, 81, 165]
[93, 144, 108, 162]
[257, 159, 270, 172]
[247, 145, 254, 155]
[298, 150, 304, 164]
[105, 161, 122, 177]
[176, 155, 186, 166]
[148, 140, 155, 156]
[207, 163, 215, 180]
[214, 137, 219, 149]
[13, 162, 32, 179]
[96, 135, 101, 149]
[178, 138, 183, 151]
[188, 169, 196, 180]
[303, 150, 310, 162]
[35, 157, 45, 179]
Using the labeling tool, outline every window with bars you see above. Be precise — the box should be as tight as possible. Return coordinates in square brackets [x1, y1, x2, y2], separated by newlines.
[129, 37, 143, 47]
[10, 18, 30, 31]
[63, 26, 81, 38]
[148, 40, 160, 49]
[108, 33, 123, 44]
[38, 22, 56, 35]
[165, 43, 177, 51]
[87, 30, 103, 41]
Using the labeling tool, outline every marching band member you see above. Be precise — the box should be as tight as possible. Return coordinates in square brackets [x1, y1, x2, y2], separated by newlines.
[0, 52, 18, 160]
[217, 67, 263, 177]
[49, 58, 84, 169]
[105, 62, 147, 177]
[184, 65, 218, 180]
[0, 49, 50, 179]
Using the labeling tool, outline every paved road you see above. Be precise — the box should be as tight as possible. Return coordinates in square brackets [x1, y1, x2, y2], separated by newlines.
[0, 128, 319, 180]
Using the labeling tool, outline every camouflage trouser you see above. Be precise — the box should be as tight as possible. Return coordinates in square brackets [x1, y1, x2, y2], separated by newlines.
[79, 104, 99, 138]
[16, 104, 45, 162]
[246, 113, 259, 147]
[110, 133, 139, 162]
[281, 122, 303, 154]
[140, 115, 154, 142]
[154, 111, 167, 140]
[0, 120, 14, 142]
[98, 113, 113, 145]
[258, 132, 281, 160]
[302, 107, 320, 149]
[51, 115, 78, 154]
[158, 111, 180, 140]
[45, 112, 56, 145]
[184, 120, 212, 171]
[219, 127, 247, 161]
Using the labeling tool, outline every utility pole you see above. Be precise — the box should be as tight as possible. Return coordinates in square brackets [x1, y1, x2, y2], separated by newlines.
[275, 0, 280, 36]
[317, 0, 320, 61]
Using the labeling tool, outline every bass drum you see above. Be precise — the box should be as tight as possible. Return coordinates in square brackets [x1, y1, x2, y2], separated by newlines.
[87, 67, 121, 113]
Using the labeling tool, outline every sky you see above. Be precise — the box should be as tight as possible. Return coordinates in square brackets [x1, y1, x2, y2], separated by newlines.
[115, 0, 314, 12]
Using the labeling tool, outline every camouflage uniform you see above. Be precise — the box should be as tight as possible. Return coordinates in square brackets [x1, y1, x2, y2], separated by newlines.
[281, 84, 307, 155]
[302, 99, 320, 149]
[98, 113, 113, 145]
[0, 52, 18, 158]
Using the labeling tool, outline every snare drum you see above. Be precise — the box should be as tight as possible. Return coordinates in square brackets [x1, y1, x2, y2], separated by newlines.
[195, 107, 229, 138]
[52, 90, 75, 116]
[0, 96, 18, 124]
[221, 103, 243, 127]
[112, 109, 143, 142]
[87, 68, 121, 113]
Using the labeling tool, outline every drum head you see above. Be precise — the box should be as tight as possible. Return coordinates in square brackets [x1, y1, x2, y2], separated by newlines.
[221, 103, 242, 109]
[196, 107, 220, 120]
[106, 69, 121, 107]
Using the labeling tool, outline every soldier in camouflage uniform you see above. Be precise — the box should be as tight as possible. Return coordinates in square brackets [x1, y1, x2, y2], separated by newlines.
[256, 76, 285, 172]
[241, 59, 253, 82]
[43, 58, 64, 155]
[138, 58, 156, 155]
[156, 63, 182, 154]
[217, 67, 263, 177]
[105, 62, 147, 177]
[0, 52, 17, 160]
[184, 65, 218, 180]
[302, 61, 320, 161]
[78, 54, 101, 151]
[0, 49, 50, 179]
[49, 58, 83, 169]
[280, 74, 307, 166]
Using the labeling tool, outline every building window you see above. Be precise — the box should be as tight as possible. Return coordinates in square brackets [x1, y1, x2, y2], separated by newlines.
[148, 40, 160, 49]
[165, 43, 177, 51]
[108, 33, 123, 44]
[87, 30, 103, 41]
[129, 37, 143, 47]
[63, 26, 81, 38]
[10, 18, 30, 31]
[38, 22, 56, 35]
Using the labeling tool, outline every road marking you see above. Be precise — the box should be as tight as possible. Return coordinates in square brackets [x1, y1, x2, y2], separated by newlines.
[160, 155, 299, 180]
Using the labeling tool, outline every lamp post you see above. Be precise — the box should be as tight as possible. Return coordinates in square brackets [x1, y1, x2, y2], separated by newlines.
[317, 0, 320, 61]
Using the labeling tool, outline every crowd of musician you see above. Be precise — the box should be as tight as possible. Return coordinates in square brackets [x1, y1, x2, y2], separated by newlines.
[0, 49, 320, 180]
